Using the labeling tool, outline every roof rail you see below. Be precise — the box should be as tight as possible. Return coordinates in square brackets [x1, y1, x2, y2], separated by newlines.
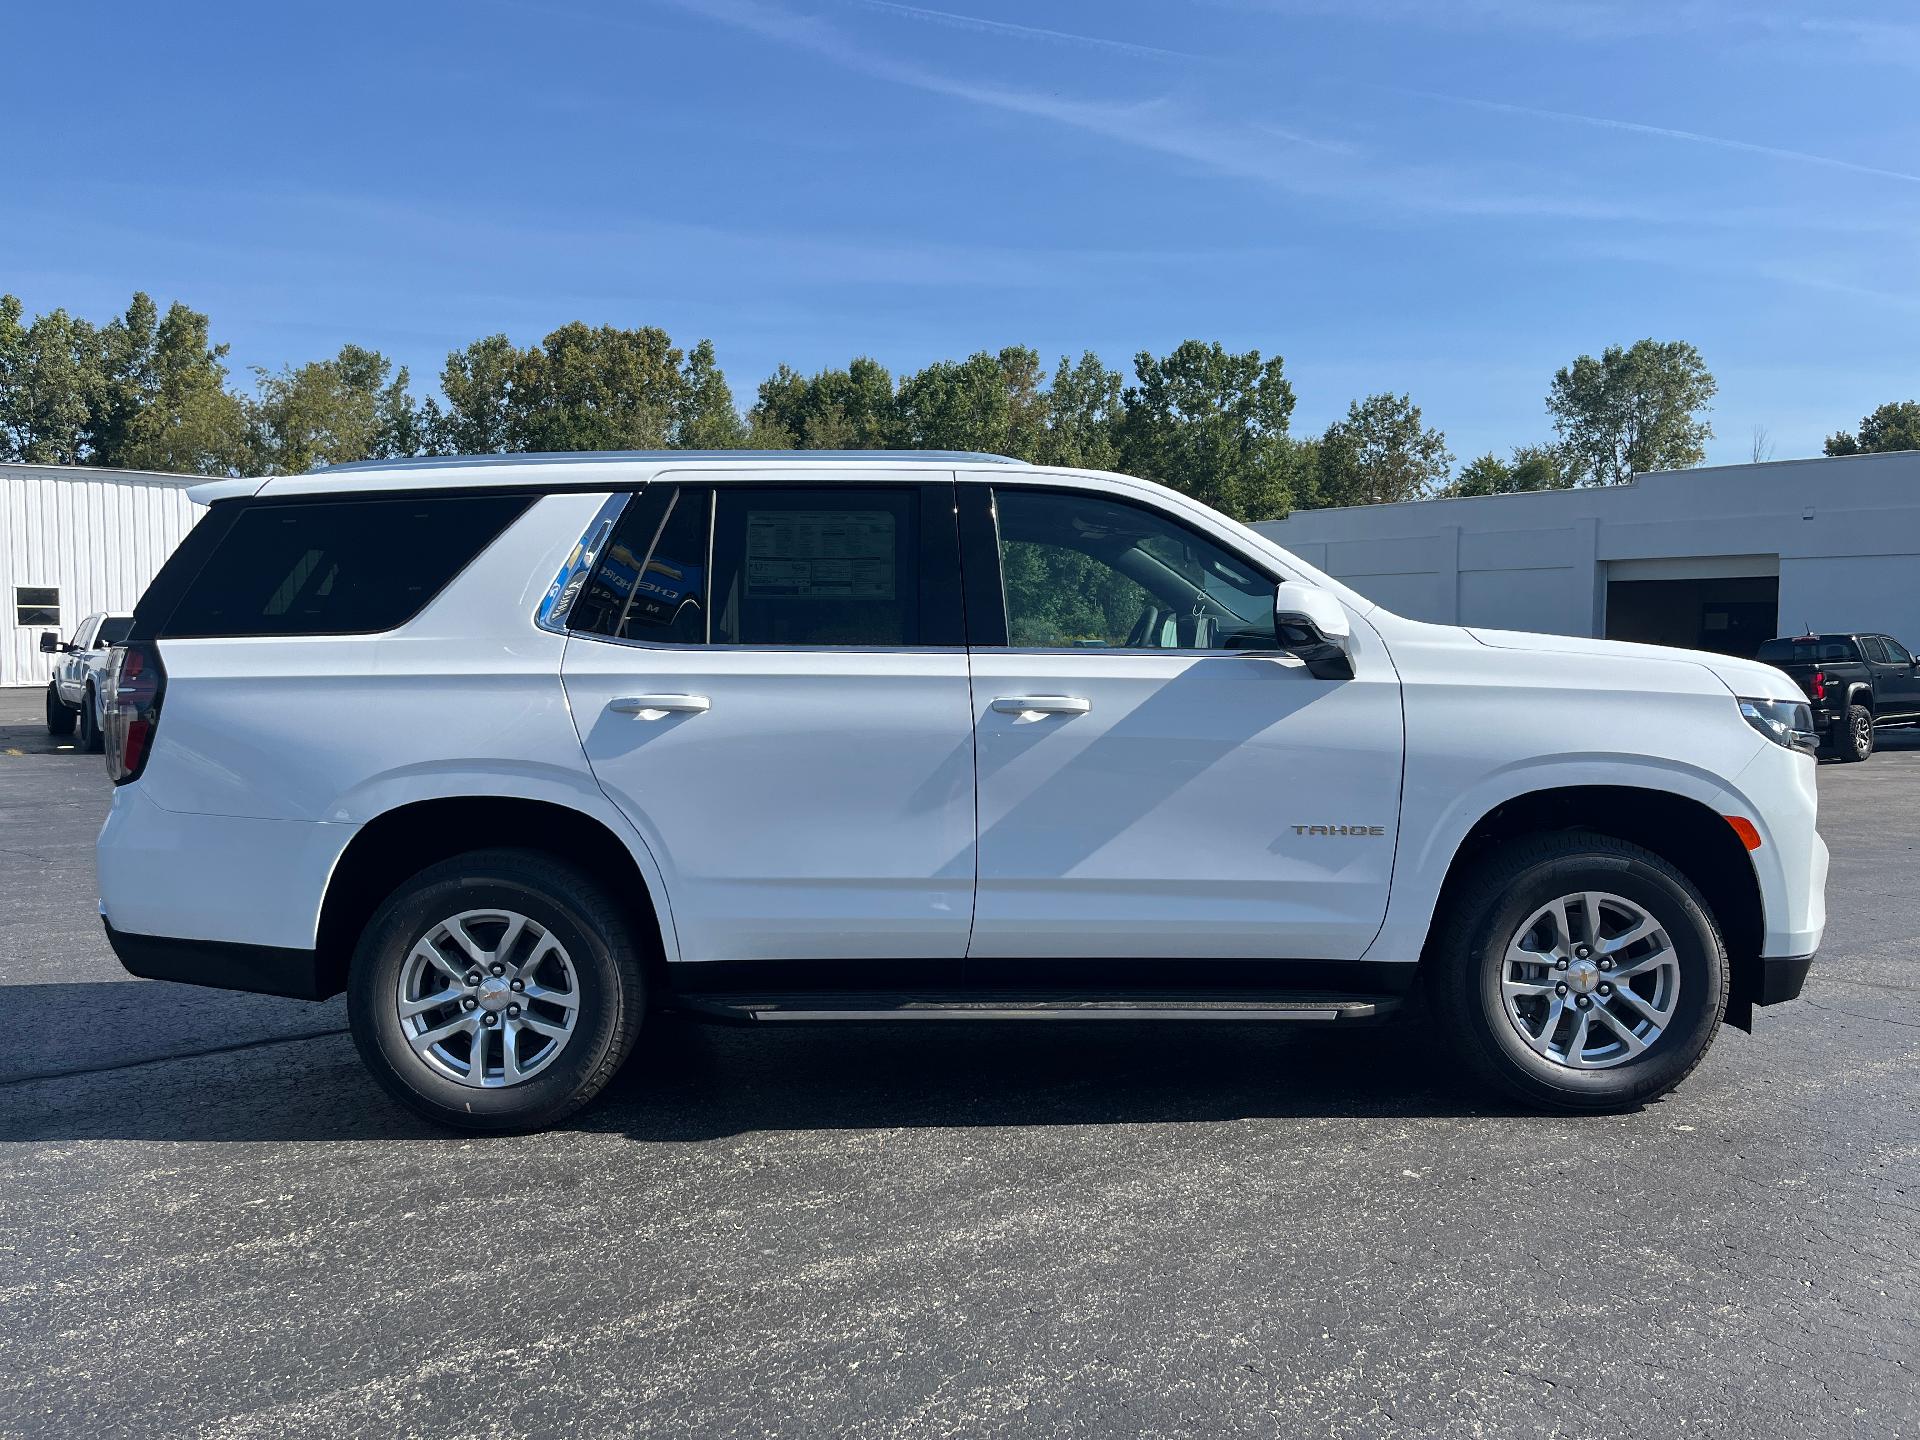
[317, 449, 1029, 474]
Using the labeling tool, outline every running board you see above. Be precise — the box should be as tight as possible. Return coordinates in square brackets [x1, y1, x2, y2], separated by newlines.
[670, 991, 1401, 1025]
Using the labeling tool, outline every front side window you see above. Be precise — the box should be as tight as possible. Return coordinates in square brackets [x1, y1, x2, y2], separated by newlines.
[992, 488, 1275, 650]
[1882, 636, 1914, 666]
[15, 587, 59, 627]
[573, 484, 954, 648]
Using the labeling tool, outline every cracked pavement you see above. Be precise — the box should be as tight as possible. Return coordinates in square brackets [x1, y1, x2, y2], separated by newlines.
[2, 688, 1916, 1438]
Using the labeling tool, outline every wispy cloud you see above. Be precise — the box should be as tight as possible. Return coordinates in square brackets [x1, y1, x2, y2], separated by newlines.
[1404, 89, 1920, 187]
[837, 0, 1205, 63]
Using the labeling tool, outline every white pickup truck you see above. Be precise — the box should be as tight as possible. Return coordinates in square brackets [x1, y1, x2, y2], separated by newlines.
[93, 451, 1825, 1131]
[41, 610, 133, 752]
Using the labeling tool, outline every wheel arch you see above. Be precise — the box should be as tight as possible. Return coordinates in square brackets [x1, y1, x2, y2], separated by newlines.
[1421, 784, 1766, 1029]
[316, 796, 674, 997]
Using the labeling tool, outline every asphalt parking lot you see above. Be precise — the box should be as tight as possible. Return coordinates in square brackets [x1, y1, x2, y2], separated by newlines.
[2, 687, 1916, 1440]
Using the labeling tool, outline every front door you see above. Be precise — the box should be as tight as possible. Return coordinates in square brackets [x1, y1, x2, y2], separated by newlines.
[962, 482, 1403, 968]
[561, 474, 976, 975]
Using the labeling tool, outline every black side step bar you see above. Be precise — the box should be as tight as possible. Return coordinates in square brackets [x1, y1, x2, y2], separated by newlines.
[670, 991, 1401, 1025]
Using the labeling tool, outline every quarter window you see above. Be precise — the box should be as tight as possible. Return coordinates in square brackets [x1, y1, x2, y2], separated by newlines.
[161, 494, 531, 638]
[992, 489, 1275, 650]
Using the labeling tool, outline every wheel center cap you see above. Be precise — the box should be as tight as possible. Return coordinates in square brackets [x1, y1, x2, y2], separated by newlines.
[476, 976, 514, 1012]
[1567, 959, 1601, 995]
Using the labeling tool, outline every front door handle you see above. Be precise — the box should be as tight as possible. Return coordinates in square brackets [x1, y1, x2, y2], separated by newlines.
[991, 695, 1092, 719]
[609, 694, 711, 718]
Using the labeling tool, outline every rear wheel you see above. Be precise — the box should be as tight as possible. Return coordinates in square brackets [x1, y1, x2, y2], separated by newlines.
[77, 683, 104, 753]
[1829, 703, 1874, 763]
[347, 849, 646, 1132]
[1428, 831, 1726, 1111]
[45, 683, 75, 738]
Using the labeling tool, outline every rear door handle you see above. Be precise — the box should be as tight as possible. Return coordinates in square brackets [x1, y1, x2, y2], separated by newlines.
[609, 694, 710, 717]
[991, 695, 1092, 718]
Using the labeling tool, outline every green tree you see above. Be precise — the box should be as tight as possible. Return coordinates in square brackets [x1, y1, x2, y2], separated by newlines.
[750, 357, 897, 449]
[119, 301, 250, 474]
[425, 334, 522, 454]
[0, 298, 100, 464]
[1116, 340, 1298, 522]
[247, 343, 411, 473]
[675, 339, 746, 448]
[1034, 351, 1123, 470]
[894, 347, 1046, 457]
[1440, 443, 1570, 498]
[1548, 339, 1715, 485]
[1824, 400, 1920, 456]
[1310, 392, 1453, 507]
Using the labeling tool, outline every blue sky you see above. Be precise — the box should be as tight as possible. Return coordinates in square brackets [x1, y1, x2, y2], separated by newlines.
[5, 0, 1917, 466]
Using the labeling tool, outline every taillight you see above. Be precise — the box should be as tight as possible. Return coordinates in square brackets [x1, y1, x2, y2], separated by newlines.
[1810, 670, 1826, 701]
[103, 641, 166, 784]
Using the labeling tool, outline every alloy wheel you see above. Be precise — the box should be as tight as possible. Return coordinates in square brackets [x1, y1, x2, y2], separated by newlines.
[1498, 890, 1680, 1070]
[395, 909, 581, 1087]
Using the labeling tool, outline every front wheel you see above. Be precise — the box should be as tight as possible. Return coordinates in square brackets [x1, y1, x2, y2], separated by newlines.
[347, 849, 646, 1132]
[45, 683, 76, 738]
[1428, 832, 1727, 1111]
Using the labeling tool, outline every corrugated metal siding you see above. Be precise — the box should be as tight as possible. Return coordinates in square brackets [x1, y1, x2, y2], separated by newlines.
[2, 466, 202, 688]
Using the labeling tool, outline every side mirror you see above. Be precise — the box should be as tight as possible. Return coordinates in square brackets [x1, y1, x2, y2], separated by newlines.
[38, 631, 62, 654]
[1274, 581, 1355, 681]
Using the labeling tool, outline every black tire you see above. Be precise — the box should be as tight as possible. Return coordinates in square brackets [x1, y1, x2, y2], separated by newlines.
[1829, 703, 1874, 763]
[1427, 831, 1727, 1112]
[77, 684, 104, 753]
[347, 849, 646, 1133]
[45, 683, 76, 738]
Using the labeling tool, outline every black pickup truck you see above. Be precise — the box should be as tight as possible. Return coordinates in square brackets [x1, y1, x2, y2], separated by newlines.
[1756, 632, 1920, 762]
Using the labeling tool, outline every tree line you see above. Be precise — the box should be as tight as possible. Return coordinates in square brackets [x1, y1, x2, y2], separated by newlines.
[3, 290, 1910, 521]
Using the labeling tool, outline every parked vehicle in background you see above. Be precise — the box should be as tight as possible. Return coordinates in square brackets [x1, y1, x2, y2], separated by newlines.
[95, 452, 1826, 1132]
[1755, 633, 1920, 763]
[41, 611, 133, 752]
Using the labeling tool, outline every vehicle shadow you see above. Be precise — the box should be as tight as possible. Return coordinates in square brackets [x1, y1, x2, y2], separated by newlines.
[1, 980, 1539, 1145]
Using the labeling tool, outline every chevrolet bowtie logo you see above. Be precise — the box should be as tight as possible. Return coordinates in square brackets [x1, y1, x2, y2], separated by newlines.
[1293, 824, 1387, 836]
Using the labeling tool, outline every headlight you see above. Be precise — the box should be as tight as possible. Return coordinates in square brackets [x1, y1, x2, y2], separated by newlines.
[1739, 697, 1817, 756]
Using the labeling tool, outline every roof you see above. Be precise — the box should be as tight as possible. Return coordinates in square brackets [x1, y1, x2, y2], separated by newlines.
[194, 449, 1032, 503]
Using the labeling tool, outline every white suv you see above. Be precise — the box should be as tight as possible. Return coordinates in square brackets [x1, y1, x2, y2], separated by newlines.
[96, 451, 1827, 1130]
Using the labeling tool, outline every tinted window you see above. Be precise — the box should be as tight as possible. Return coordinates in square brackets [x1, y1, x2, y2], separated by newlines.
[1860, 636, 1890, 663]
[162, 494, 530, 638]
[993, 488, 1275, 650]
[1758, 638, 1857, 664]
[711, 488, 933, 647]
[570, 486, 711, 644]
[96, 617, 134, 646]
[1883, 636, 1914, 666]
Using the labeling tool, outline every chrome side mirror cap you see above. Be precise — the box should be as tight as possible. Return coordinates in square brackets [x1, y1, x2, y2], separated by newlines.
[1274, 581, 1355, 681]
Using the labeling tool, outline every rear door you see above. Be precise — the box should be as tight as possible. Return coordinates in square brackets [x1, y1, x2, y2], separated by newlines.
[959, 479, 1403, 972]
[561, 473, 976, 978]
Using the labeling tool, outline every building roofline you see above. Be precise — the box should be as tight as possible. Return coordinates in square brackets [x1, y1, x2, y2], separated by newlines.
[0, 462, 200, 487]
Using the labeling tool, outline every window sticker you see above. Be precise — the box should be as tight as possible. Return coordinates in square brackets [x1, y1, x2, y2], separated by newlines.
[745, 510, 896, 599]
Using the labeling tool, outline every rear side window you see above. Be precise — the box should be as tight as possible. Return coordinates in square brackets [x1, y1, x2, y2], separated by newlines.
[96, 617, 134, 646]
[160, 494, 531, 638]
[571, 483, 962, 648]
[1860, 636, 1891, 663]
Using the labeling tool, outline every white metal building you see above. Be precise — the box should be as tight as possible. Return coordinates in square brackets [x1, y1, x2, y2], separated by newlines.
[1257, 451, 1920, 659]
[2, 464, 201, 688]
